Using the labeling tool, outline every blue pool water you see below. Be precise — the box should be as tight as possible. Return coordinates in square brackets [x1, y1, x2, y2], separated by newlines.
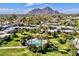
[25, 38, 42, 47]
[32, 39, 41, 47]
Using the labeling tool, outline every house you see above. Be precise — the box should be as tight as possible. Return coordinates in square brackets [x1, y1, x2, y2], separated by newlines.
[73, 38, 79, 56]
[0, 31, 10, 41]
[47, 26, 58, 33]
[1, 24, 11, 30]
[47, 25, 74, 33]
[60, 26, 73, 33]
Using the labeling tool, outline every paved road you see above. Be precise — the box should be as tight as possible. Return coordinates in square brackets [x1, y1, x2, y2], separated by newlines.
[0, 46, 26, 49]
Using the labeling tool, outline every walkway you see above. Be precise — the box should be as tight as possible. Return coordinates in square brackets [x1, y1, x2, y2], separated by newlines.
[0, 46, 26, 49]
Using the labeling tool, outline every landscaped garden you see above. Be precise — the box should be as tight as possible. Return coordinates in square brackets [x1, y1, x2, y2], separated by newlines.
[0, 28, 77, 56]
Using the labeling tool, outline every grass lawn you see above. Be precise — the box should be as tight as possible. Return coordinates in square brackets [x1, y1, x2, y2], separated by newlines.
[49, 38, 76, 55]
[0, 48, 37, 56]
[43, 51, 71, 56]
[0, 48, 75, 56]
[16, 33, 27, 37]
[0, 38, 21, 47]
[0, 31, 36, 47]
[0, 31, 37, 47]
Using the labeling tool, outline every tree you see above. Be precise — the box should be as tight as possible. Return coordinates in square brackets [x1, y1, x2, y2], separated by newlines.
[53, 32, 58, 38]
[37, 46, 42, 53]
[4, 35, 12, 42]
[0, 40, 2, 45]
[27, 44, 37, 53]
[20, 38, 25, 46]
[59, 38, 66, 44]
[41, 44, 48, 54]
[58, 33, 67, 44]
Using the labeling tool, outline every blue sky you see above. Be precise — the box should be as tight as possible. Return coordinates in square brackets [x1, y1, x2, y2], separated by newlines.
[0, 3, 79, 14]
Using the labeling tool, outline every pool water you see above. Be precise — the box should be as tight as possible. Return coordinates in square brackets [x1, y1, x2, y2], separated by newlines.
[32, 39, 41, 47]
[25, 38, 47, 47]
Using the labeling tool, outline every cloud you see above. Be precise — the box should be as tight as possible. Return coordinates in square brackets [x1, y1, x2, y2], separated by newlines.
[24, 3, 42, 6]
[0, 7, 31, 14]
[0, 8, 18, 14]
[24, 3, 35, 6]
[0, 8, 14, 11]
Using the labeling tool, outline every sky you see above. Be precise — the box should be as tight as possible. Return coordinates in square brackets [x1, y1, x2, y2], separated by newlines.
[0, 3, 79, 14]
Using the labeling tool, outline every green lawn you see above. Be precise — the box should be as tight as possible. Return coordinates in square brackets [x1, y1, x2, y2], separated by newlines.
[0, 48, 75, 56]
[47, 34, 77, 55]
[0, 48, 37, 56]
[0, 32, 31, 47]
[0, 38, 21, 47]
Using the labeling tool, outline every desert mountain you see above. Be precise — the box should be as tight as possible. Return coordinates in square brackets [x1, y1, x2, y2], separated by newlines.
[27, 7, 60, 14]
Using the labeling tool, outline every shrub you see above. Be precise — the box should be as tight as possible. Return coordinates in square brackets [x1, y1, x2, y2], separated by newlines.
[41, 44, 48, 54]
[58, 49, 68, 54]
[66, 35, 74, 40]
[27, 44, 37, 53]
[3, 41, 8, 44]
[47, 36, 53, 39]
[20, 39, 25, 46]
[13, 33, 18, 37]
[47, 43, 58, 51]
[0, 27, 2, 31]
[4, 36, 12, 42]
[59, 39, 66, 44]
[66, 49, 71, 52]
[37, 46, 42, 53]
[53, 32, 58, 38]
[0, 40, 2, 45]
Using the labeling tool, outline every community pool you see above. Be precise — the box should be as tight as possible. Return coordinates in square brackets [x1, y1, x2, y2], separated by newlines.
[25, 38, 47, 47]
[32, 39, 41, 47]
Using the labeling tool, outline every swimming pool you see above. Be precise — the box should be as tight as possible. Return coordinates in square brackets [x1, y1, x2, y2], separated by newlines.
[25, 38, 47, 47]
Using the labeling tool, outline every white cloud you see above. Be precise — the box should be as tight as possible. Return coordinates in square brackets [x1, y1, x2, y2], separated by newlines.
[0, 8, 14, 11]
[0, 8, 17, 14]
[24, 3, 42, 6]
[0, 7, 31, 14]
[24, 3, 35, 6]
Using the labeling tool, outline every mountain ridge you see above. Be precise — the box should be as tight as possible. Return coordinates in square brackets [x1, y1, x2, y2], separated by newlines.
[27, 7, 60, 14]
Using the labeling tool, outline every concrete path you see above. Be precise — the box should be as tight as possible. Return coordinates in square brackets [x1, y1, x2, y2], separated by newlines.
[0, 46, 26, 49]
